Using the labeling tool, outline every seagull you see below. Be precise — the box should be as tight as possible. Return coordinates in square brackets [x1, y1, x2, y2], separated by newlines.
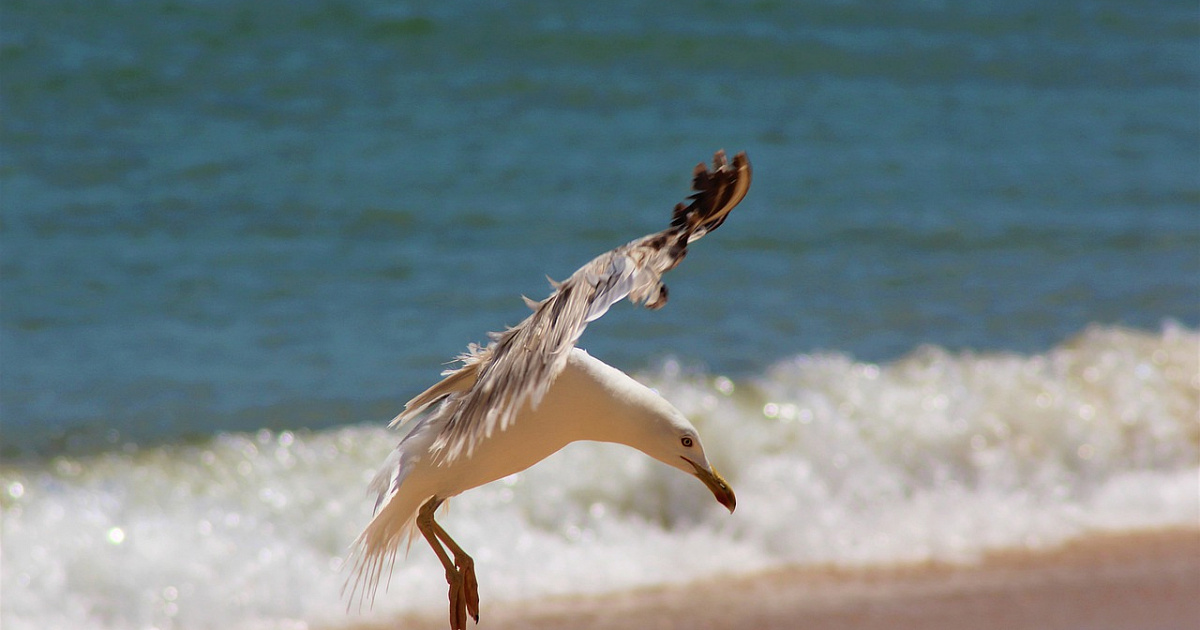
[346, 150, 751, 629]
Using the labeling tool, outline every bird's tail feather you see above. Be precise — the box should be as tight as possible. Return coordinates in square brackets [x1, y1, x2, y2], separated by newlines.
[342, 486, 431, 611]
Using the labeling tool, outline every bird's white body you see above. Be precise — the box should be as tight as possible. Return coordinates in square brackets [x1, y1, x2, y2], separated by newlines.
[353, 348, 708, 588]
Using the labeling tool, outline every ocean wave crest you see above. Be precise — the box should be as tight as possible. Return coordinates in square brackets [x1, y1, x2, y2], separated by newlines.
[2, 324, 1196, 629]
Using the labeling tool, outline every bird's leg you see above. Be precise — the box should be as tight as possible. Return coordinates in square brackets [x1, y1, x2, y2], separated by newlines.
[429, 516, 479, 623]
[417, 499, 467, 629]
[417, 498, 479, 630]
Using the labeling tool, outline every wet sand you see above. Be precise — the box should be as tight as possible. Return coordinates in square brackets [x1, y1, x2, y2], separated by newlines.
[341, 527, 1199, 630]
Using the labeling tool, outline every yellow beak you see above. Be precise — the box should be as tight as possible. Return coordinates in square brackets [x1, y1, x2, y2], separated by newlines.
[682, 457, 736, 513]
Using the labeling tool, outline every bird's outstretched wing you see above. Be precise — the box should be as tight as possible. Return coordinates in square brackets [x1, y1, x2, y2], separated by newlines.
[397, 151, 751, 464]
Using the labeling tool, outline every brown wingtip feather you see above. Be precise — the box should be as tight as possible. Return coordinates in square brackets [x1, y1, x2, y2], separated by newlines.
[669, 150, 752, 241]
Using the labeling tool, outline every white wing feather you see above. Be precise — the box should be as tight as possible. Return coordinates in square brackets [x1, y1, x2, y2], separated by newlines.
[400, 151, 751, 464]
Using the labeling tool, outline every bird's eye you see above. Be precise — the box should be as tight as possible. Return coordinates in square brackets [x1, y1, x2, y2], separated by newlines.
[681, 436, 694, 448]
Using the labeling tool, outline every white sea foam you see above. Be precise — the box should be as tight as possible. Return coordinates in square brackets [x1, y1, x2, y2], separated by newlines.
[2, 323, 1197, 630]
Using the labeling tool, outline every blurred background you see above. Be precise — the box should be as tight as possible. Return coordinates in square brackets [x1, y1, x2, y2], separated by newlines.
[1, 1, 1197, 629]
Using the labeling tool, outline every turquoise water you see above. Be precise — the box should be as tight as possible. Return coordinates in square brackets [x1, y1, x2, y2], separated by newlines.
[3, 0, 1196, 457]
[2, 2, 1199, 628]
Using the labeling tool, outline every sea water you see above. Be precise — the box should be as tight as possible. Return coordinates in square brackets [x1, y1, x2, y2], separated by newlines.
[2, 0, 1198, 628]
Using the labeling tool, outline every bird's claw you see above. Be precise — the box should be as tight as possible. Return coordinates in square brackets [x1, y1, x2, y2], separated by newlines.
[445, 558, 480, 630]
[447, 573, 464, 630]
[460, 559, 480, 623]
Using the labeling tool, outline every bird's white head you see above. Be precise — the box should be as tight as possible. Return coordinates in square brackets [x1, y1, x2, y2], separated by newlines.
[563, 349, 736, 513]
[637, 409, 737, 514]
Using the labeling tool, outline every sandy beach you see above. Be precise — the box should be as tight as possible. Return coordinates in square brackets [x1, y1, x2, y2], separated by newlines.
[339, 527, 1199, 630]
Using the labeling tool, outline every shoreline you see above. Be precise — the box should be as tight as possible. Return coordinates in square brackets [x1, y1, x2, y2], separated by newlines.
[338, 527, 1200, 630]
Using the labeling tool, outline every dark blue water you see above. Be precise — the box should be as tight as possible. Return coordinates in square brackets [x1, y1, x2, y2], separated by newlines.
[3, 0, 1198, 457]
